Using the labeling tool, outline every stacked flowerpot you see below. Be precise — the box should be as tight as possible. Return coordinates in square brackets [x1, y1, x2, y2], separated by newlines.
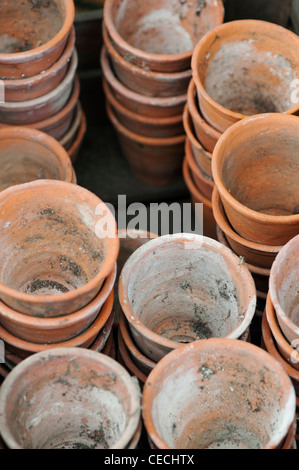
[0, 0, 86, 164]
[101, 0, 224, 186]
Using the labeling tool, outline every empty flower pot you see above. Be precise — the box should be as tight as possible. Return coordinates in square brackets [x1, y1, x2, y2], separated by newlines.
[59, 102, 82, 150]
[185, 137, 214, 200]
[66, 108, 87, 163]
[0, 0, 75, 79]
[0, 347, 141, 449]
[0, 180, 119, 317]
[104, 0, 224, 73]
[191, 20, 299, 133]
[100, 46, 187, 118]
[269, 235, 299, 344]
[119, 233, 256, 362]
[212, 113, 299, 246]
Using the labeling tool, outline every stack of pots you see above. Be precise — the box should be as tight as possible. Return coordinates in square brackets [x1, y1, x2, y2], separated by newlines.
[101, 0, 224, 186]
[184, 19, 299, 240]
[0, 179, 120, 369]
[0, 0, 86, 163]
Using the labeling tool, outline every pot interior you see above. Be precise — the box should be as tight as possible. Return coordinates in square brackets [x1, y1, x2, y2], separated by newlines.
[0, 0, 65, 54]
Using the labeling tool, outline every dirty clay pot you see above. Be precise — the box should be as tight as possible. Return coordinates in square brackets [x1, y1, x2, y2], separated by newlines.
[0, 347, 141, 449]
[142, 338, 296, 449]
[0, 50, 78, 125]
[117, 327, 148, 386]
[100, 46, 187, 118]
[59, 102, 82, 149]
[212, 188, 282, 269]
[104, 0, 224, 73]
[0, 126, 75, 191]
[269, 235, 299, 345]
[185, 137, 214, 200]
[106, 102, 185, 186]
[187, 79, 221, 153]
[212, 113, 299, 246]
[0, 180, 119, 317]
[66, 108, 87, 163]
[191, 20, 299, 133]
[0, 0, 75, 80]
[119, 233, 256, 363]
[103, 26, 192, 98]
[103, 77, 184, 138]
[183, 157, 217, 240]
[2, 27, 75, 102]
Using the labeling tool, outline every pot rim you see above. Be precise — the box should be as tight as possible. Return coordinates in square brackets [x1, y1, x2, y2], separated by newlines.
[185, 137, 213, 185]
[142, 338, 296, 450]
[183, 103, 212, 157]
[183, 157, 212, 209]
[0, 345, 141, 449]
[59, 101, 82, 148]
[117, 327, 147, 384]
[67, 108, 87, 157]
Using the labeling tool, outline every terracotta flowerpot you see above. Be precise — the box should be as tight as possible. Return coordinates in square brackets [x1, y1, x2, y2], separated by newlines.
[142, 338, 296, 449]
[2, 27, 75, 102]
[119, 233, 256, 362]
[104, 0, 224, 73]
[0, 180, 119, 317]
[191, 20, 299, 133]
[100, 46, 187, 118]
[103, 77, 184, 138]
[0, 126, 75, 191]
[67, 108, 87, 163]
[117, 327, 148, 386]
[212, 188, 282, 269]
[183, 104, 212, 178]
[0, 51, 78, 125]
[187, 79, 221, 153]
[269, 235, 299, 344]
[0, 347, 141, 449]
[185, 137, 214, 200]
[59, 102, 82, 150]
[212, 113, 299, 246]
[106, 102, 185, 186]
[0, 0, 75, 80]
[127, 419, 142, 450]
[103, 25, 192, 98]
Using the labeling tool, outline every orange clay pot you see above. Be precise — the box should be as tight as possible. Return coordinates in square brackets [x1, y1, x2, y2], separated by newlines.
[59, 102, 82, 150]
[0, 180, 119, 317]
[66, 108, 87, 163]
[0, 126, 74, 191]
[269, 235, 299, 344]
[106, 102, 185, 186]
[100, 46, 187, 118]
[212, 188, 282, 269]
[119, 233, 256, 362]
[103, 77, 184, 138]
[187, 79, 221, 153]
[2, 27, 75, 102]
[0, 347, 141, 449]
[185, 137, 214, 200]
[103, 25, 192, 98]
[191, 20, 299, 133]
[212, 113, 299, 246]
[104, 0, 224, 73]
[142, 338, 296, 449]
[0, 0, 75, 80]
[183, 104, 212, 178]
[117, 327, 148, 386]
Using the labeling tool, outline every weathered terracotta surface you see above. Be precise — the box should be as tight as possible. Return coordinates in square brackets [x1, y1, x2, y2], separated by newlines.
[269, 235, 299, 344]
[117, 327, 148, 386]
[212, 114, 299, 246]
[142, 338, 296, 449]
[59, 102, 82, 149]
[0, 180, 119, 317]
[119, 233, 256, 362]
[192, 20, 299, 133]
[0, 0, 75, 79]
[66, 108, 87, 163]
[0, 347, 141, 449]
[185, 137, 214, 200]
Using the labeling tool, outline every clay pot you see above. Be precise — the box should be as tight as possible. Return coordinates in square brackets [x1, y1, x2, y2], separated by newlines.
[269, 235, 299, 344]
[183, 104, 212, 178]
[59, 102, 82, 150]
[187, 79, 221, 153]
[0, 347, 141, 449]
[0, 180, 119, 317]
[103, 77, 184, 138]
[67, 108, 87, 163]
[117, 327, 148, 386]
[104, 0, 224, 73]
[185, 137, 214, 200]
[0, 126, 75, 191]
[0, 51, 78, 125]
[142, 338, 296, 449]
[103, 25, 192, 98]
[119, 233, 256, 362]
[0, 0, 75, 80]
[212, 188, 282, 269]
[191, 20, 299, 133]
[106, 102, 185, 186]
[100, 46, 187, 118]
[212, 113, 299, 246]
